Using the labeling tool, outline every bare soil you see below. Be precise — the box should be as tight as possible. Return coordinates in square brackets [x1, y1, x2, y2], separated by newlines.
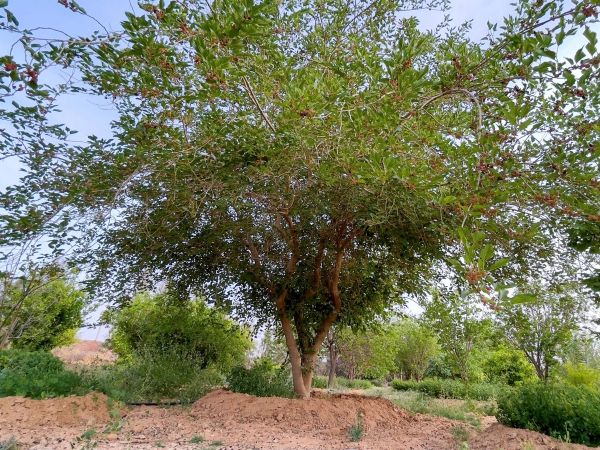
[0, 389, 593, 450]
[51, 340, 117, 366]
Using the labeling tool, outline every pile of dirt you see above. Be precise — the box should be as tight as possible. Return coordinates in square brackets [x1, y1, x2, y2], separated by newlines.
[0, 388, 595, 449]
[51, 339, 117, 365]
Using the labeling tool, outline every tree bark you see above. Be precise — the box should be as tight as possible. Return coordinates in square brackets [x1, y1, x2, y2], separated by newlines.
[275, 290, 309, 399]
[328, 342, 337, 389]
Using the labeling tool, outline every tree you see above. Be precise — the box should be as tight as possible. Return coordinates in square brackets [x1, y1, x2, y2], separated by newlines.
[1, 0, 600, 398]
[105, 291, 252, 373]
[394, 319, 439, 381]
[0, 264, 86, 351]
[335, 324, 399, 380]
[423, 289, 491, 380]
[496, 281, 588, 380]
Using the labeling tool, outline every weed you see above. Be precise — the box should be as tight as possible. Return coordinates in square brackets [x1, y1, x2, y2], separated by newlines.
[189, 435, 205, 443]
[154, 441, 165, 447]
[451, 425, 469, 445]
[520, 441, 535, 450]
[0, 437, 19, 450]
[348, 410, 364, 442]
[69, 429, 97, 450]
[209, 440, 224, 446]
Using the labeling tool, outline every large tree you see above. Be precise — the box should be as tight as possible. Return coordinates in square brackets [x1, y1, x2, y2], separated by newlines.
[1, 0, 599, 397]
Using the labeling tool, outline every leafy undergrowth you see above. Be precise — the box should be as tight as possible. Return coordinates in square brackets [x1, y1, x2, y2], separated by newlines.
[391, 378, 506, 401]
[363, 386, 495, 427]
[312, 375, 372, 390]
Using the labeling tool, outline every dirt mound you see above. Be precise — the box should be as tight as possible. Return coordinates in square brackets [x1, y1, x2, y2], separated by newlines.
[0, 388, 596, 449]
[51, 339, 117, 365]
[192, 388, 414, 434]
[467, 422, 591, 450]
[0, 392, 111, 428]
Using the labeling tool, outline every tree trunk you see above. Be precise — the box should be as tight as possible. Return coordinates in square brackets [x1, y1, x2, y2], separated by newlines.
[328, 343, 337, 389]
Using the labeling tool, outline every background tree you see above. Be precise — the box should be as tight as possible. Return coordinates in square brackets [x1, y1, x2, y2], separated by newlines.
[335, 325, 399, 380]
[423, 289, 492, 380]
[0, 264, 86, 350]
[394, 319, 439, 381]
[1, 0, 600, 398]
[496, 280, 589, 380]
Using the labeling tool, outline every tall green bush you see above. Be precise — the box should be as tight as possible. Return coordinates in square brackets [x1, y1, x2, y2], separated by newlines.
[496, 382, 600, 446]
[105, 292, 252, 373]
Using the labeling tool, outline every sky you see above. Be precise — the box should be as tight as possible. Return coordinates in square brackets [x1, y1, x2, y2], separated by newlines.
[1, 0, 520, 340]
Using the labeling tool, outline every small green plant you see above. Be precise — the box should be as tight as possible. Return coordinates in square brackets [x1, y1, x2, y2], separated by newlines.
[0, 436, 20, 450]
[69, 429, 97, 450]
[189, 435, 205, 443]
[348, 410, 364, 442]
[209, 440, 224, 447]
[520, 441, 535, 450]
[451, 425, 469, 446]
[153, 441, 165, 448]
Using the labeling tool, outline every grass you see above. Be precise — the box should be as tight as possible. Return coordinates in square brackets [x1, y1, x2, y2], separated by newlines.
[363, 387, 495, 427]
[0, 437, 19, 450]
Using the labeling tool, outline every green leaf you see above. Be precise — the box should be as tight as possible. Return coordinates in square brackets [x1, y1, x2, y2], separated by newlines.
[5, 8, 17, 26]
[0, 0, 8, 8]
[509, 293, 537, 304]
[480, 244, 494, 262]
[447, 258, 464, 273]
[488, 257, 510, 272]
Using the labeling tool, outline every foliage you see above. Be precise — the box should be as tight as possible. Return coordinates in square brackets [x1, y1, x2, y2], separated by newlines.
[2, 0, 600, 398]
[335, 325, 399, 380]
[78, 347, 223, 403]
[0, 349, 85, 398]
[423, 354, 454, 379]
[0, 264, 86, 351]
[105, 291, 251, 373]
[496, 382, 600, 446]
[481, 346, 536, 386]
[257, 327, 288, 365]
[558, 361, 600, 389]
[394, 319, 439, 381]
[347, 410, 363, 442]
[390, 378, 504, 401]
[495, 281, 588, 380]
[227, 357, 293, 398]
[313, 375, 372, 390]
[0, 437, 19, 450]
[423, 290, 491, 380]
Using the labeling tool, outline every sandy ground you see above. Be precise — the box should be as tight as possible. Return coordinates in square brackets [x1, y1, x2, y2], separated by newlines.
[0, 389, 593, 450]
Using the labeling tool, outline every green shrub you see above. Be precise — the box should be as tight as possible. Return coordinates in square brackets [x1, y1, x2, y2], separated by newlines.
[0, 349, 85, 398]
[482, 346, 536, 386]
[390, 378, 503, 401]
[79, 346, 222, 403]
[559, 362, 600, 389]
[311, 376, 371, 390]
[337, 378, 372, 389]
[496, 382, 600, 446]
[227, 357, 293, 398]
[106, 292, 252, 373]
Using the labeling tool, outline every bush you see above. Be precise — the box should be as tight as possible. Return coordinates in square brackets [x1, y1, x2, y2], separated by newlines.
[558, 362, 600, 389]
[106, 292, 252, 373]
[482, 346, 536, 386]
[0, 349, 85, 398]
[79, 346, 222, 403]
[227, 357, 293, 398]
[496, 382, 600, 446]
[391, 378, 503, 401]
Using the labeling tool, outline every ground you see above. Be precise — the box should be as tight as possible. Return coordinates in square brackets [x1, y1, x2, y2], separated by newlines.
[1, 340, 589, 450]
[0, 389, 593, 450]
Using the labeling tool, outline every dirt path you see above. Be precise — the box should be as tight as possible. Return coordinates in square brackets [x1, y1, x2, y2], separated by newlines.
[0, 389, 591, 450]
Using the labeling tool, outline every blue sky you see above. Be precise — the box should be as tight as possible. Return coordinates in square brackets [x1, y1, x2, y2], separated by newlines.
[1, 0, 517, 340]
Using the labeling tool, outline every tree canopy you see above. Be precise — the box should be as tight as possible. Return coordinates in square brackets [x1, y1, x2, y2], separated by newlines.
[1, 0, 599, 397]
